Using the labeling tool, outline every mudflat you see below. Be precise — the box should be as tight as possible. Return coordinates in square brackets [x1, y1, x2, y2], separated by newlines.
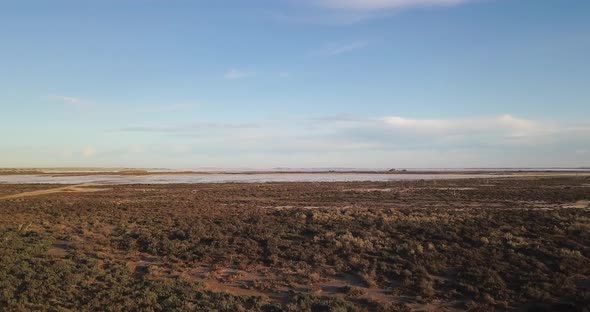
[1, 176, 589, 311]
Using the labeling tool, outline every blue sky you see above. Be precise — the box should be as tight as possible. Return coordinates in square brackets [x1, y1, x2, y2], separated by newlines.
[1, 0, 589, 168]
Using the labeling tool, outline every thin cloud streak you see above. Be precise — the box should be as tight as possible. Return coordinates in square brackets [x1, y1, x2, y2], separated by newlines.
[47, 95, 92, 108]
[313, 41, 368, 56]
[272, 0, 474, 25]
[271, 11, 376, 25]
[381, 114, 537, 135]
[224, 69, 254, 80]
[118, 122, 261, 133]
[317, 0, 471, 11]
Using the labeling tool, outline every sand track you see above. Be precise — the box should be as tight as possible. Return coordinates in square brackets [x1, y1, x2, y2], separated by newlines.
[0, 184, 110, 200]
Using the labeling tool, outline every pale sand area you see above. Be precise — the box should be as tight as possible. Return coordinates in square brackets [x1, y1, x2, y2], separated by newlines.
[0, 184, 110, 200]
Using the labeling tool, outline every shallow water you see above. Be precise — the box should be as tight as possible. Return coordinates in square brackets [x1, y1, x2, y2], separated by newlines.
[0, 173, 514, 185]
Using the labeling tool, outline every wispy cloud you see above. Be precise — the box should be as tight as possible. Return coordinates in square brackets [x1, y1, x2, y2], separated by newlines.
[272, 0, 474, 25]
[313, 41, 368, 56]
[316, 0, 471, 11]
[117, 114, 588, 151]
[47, 95, 92, 108]
[136, 102, 201, 114]
[271, 11, 375, 25]
[118, 122, 261, 134]
[381, 114, 538, 138]
[312, 113, 363, 122]
[224, 68, 254, 80]
[309, 113, 589, 149]
[21, 113, 588, 168]
[46, 95, 201, 115]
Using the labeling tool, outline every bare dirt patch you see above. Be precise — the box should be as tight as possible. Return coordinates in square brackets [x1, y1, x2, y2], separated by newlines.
[563, 200, 590, 209]
[343, 188, 394, 193]
[0, 184, 110, 200]
[47, 240, 69, 258]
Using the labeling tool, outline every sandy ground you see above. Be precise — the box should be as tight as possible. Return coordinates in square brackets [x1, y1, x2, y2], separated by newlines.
[0, 184, 110, 200]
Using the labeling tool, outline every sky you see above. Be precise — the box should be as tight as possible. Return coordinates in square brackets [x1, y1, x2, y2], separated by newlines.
[1, 0, 589, 168]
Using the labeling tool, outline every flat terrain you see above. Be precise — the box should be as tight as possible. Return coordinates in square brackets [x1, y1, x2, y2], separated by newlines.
[1, 176, 589, 311]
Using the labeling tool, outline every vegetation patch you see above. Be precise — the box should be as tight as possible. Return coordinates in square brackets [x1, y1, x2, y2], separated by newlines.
[1, 176, 590, 311]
